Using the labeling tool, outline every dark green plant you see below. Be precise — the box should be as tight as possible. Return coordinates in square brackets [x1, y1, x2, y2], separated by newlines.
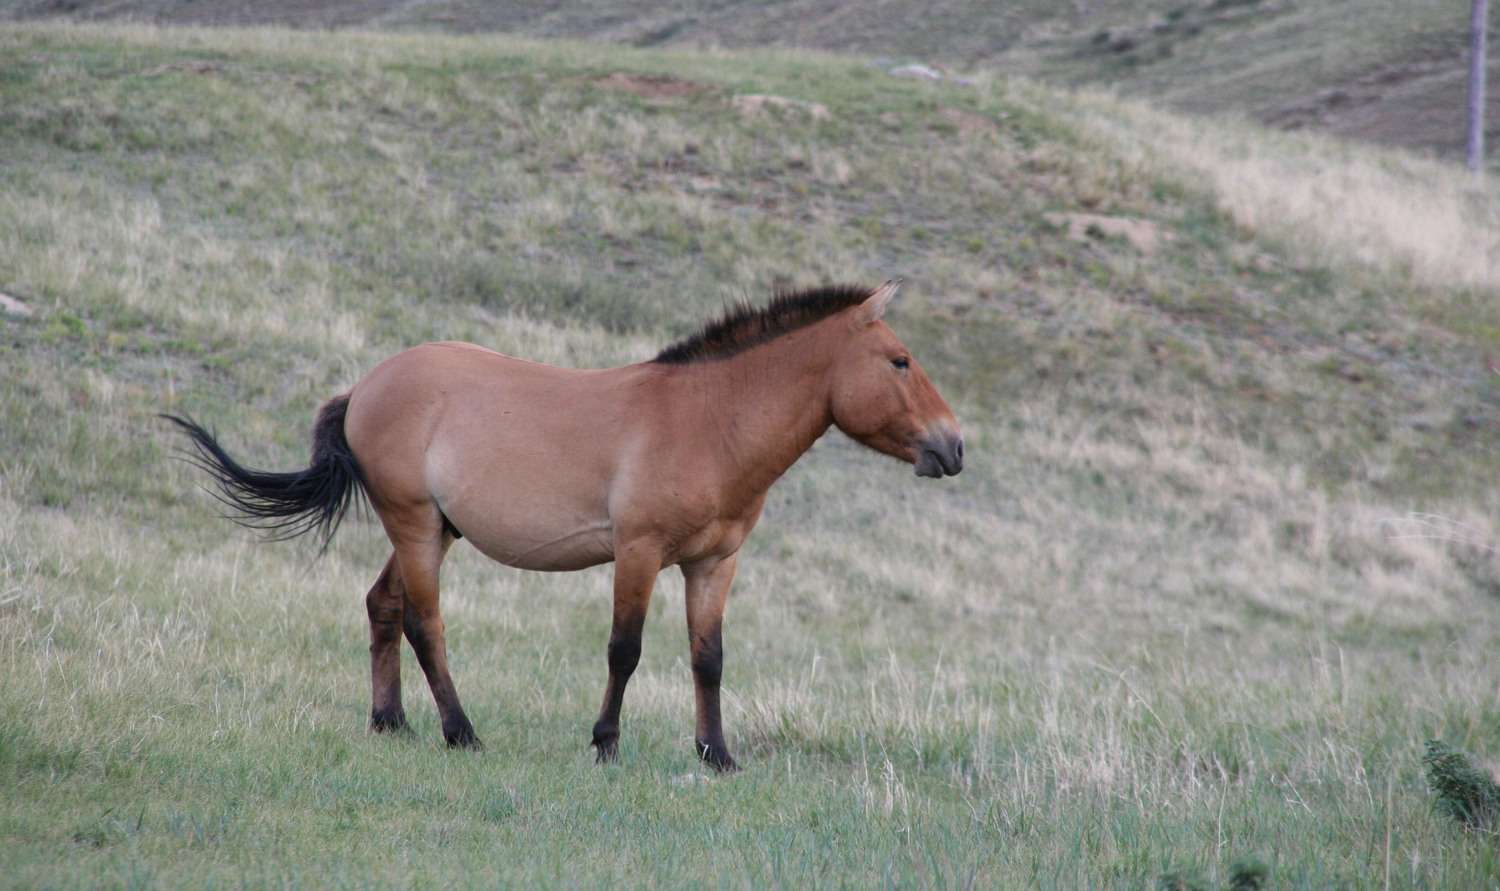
[1424, 739, 1500, 832]
[1157, 870, 1210, 891]
[1227, 856, 1269, 891]
[1158, 855, 1268, 891]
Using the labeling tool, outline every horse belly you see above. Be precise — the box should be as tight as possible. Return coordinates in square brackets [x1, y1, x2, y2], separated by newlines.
[395, 346, 637, 571]
[458, 511, 615, 572]
[428, 445, 617, 572]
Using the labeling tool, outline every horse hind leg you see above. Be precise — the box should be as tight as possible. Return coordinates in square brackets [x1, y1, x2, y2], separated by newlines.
[366, 554, 408, 732]
[392, 521, 481, 749]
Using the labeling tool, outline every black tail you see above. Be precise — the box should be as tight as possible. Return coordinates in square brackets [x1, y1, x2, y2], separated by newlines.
[162, 395, 365, 551]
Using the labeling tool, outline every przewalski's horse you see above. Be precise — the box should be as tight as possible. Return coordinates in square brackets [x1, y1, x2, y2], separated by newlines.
[166, 280, 963, 771]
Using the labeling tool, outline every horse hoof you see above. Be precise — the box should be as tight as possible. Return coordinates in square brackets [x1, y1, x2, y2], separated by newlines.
[443, 720, 483, 750]
[696, 740, 739, 773]
[369, 709, 408, 733]
[591, 720, 620, 764]
[591, 737, 619, 764]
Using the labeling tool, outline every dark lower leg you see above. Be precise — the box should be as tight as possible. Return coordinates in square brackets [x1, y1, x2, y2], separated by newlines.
[366, 558, 407, 732]
[683, 555, 737, 772]
[403, 608, 480, 748]
[591, 630, 642, 762]
[591, 545, 660, 764]
[691, 626, 735, 771]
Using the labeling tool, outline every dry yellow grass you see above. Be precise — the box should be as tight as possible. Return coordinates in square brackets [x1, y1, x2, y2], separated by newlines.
[1056, 84, 1500, 295]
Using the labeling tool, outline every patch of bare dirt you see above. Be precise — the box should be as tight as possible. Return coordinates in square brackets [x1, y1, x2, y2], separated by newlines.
[0, 292, 35, 318]
[731, 93, 831, 121]
[937, 106, 1002, 134]
[141, 61, 223, 77]
[1044, 212, 1169, 256]
[594, 72, 707, 100]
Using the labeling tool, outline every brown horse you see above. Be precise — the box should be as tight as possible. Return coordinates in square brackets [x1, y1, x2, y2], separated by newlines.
[166, 280, 963, 770]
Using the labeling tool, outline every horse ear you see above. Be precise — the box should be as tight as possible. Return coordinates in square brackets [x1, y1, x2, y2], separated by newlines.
[856, 279, 902, 324]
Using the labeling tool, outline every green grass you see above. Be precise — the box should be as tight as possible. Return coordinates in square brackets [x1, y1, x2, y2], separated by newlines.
[3, 22, 1500, 888]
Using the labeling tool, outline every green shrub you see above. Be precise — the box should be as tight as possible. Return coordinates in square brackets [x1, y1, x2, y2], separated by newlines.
[1424, 739, 1500, 832]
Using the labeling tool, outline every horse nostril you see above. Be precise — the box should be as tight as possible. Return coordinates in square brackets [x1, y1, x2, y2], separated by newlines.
[917, 434, 964, 477]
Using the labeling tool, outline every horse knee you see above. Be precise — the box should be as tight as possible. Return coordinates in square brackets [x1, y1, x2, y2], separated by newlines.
[606, 633, 642, 678]
[366, 585, 403, 648]
[690, 632, 723, 687]
[366, 592, 401, 624]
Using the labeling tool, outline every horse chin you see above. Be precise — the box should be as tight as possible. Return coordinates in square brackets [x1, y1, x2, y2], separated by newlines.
[914, 450, 945, 478]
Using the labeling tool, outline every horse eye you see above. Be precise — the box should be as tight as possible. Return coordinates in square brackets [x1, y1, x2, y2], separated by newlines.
[891, 357, 910, 370]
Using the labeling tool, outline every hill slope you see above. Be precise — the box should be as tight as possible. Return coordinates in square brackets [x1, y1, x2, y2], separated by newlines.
[2, 22, 1499, 888]
[4, 0, 1496, 159]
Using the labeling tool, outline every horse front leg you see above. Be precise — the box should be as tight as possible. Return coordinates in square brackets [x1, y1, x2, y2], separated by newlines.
[681, 554, 738, 772]
[591, 541, 663, 763]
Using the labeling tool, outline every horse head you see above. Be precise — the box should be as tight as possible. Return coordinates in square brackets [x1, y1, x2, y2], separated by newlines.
[828, 281, 964, 478]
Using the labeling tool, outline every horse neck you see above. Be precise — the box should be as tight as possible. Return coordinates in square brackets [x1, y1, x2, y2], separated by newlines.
[679, 324, 841, 495]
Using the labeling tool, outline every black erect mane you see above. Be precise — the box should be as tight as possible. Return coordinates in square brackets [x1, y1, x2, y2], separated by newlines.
[653, 284, 874, 364]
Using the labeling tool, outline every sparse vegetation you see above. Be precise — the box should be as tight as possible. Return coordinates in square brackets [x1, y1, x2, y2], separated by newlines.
[7, 0, 1494, 160]
[2, 21, 1500, 888]
[1057, 84, 1500, 294]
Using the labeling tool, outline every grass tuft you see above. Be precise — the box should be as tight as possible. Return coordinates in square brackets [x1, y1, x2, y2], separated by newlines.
[1226, 856, 1270, 891]
[1424, 740, 1500, 833]
[1158, 870, 1212, 891]
[1157, 855, 1269, 891]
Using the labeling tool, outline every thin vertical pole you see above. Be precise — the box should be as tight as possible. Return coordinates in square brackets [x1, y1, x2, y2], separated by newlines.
[1468, 0, 1489, 172]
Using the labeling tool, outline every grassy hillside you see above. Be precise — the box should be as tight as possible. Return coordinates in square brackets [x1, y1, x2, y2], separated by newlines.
[5, 0, 1496, 160]
[1014, 0, 1500, 160]
[0, 0, 1197, 53]
[2, 21, 1500, 888]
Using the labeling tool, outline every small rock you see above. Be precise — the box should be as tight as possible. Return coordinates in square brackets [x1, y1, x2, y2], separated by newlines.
[0, 292, 33, 318]
[670, 772, 708, 787]
[889, 64, 943, 81]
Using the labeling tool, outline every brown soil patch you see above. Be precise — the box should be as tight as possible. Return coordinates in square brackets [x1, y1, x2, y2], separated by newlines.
[141, 61, 224, 77]
[594, 72, 707, 100]
[731, 94, 831, 121]
[1044, 212, 1168, 256]
[0, 292, 35, 318]
[937, 107, 1000, 133]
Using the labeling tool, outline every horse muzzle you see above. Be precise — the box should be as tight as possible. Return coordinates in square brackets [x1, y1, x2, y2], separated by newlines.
[914, 433, 964, 478]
